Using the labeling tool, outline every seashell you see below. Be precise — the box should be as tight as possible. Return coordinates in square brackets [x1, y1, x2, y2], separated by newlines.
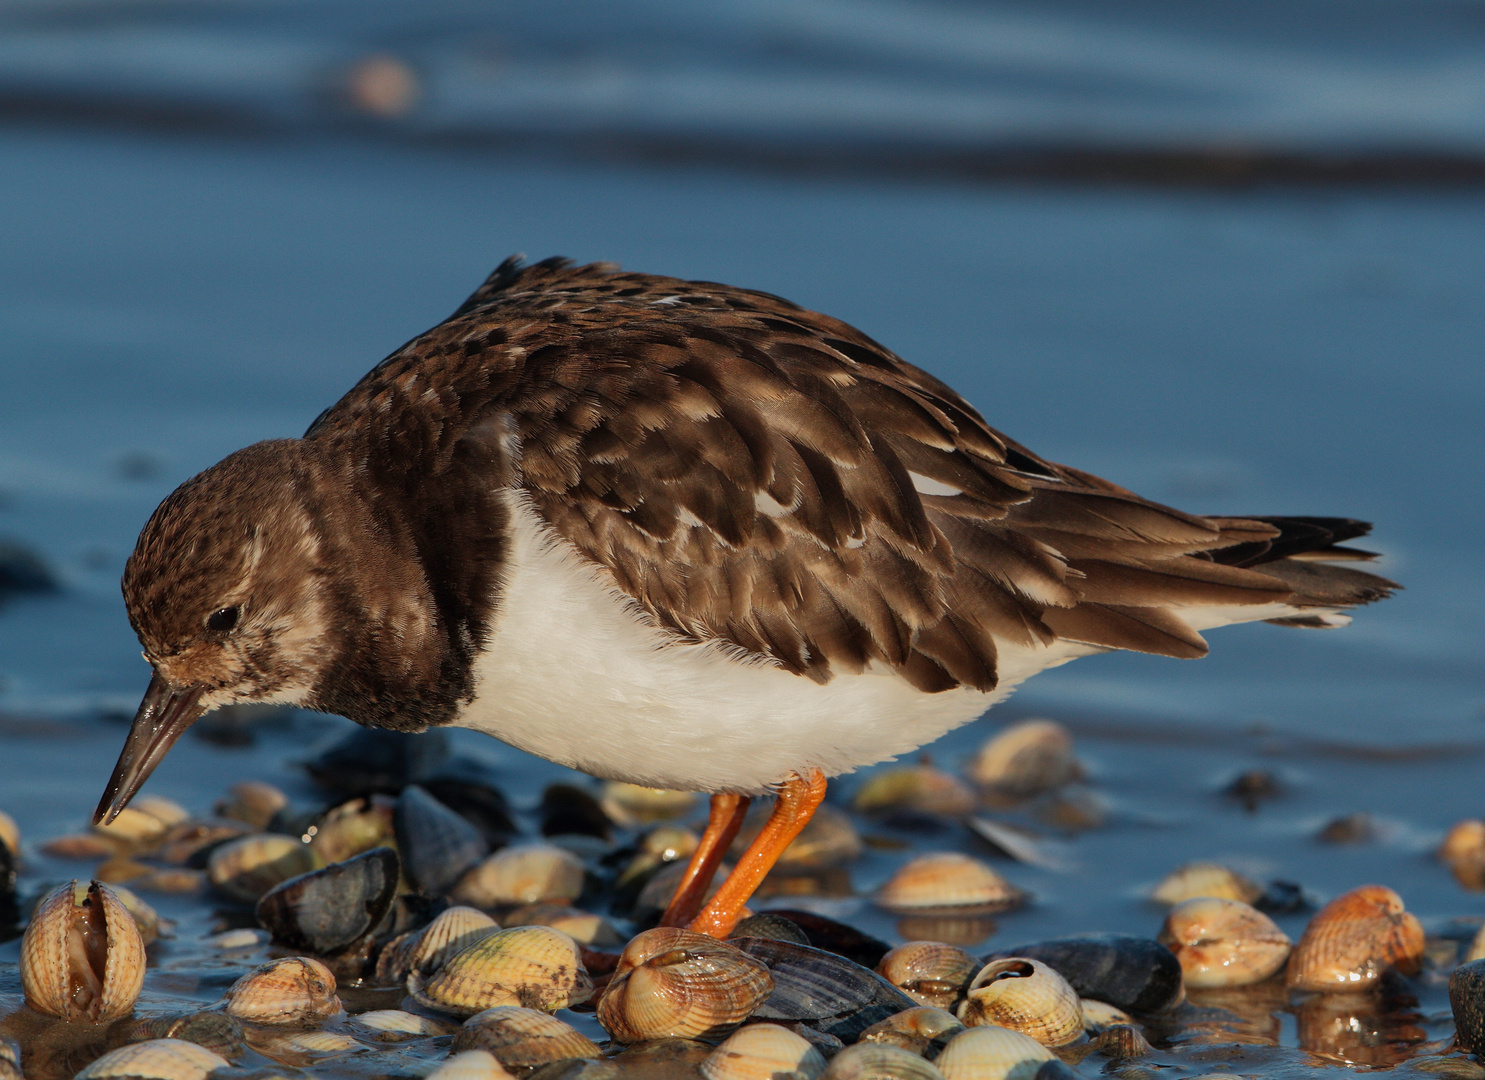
[853, 765, 978, 818]
[254, 846, 399, 955]
[421, 759, 519, 847]
[41, 832, 123, 859]
[987, 935, 1184, 1013]
[351, 1009, 458, 1040]
[876, 853, 1023, 916]
[412, 925, 592, 1017]
[207, 834, 320, 904]
[858, 1006, 964, 1057]
[215, 781, 289, 830]
[503, 903, 621, 946]
[21, 880, 146, 1022]
[450, 1006, 602, 1069]
[1451, 957, 1485, 1051]
[93, 807, 171, 849]
[1094, 1023, 1150, 1059]
[131, 868, 208, 895]
[732, 803, 863, 872]
[120, 1010, 247, 1060]
[74, 1039, 229, 1080]
[819, 1043, 946, 1080]
[745, 908, 892, 969]
[305, 795, 396, 864]
[223, 956, 342, 1026]
[599, 782, 697, 827]
[701, 1023, 827, 1080]
[156, 819, 255, 866]
[613, 826, 699, 898]
[1158, 897, 1290, 988]
[1077, 999, 1131, 1032]
[732, 914, 812, 947]
[1285, 885, 1424, 991]
[131, 796, 192, 829]
[207, 928, 269, 950]
[452, 844, 586, 908]
[1150, 862, 1263, 906]
[1, 1036, 20, 1080]
[396, 785, 490, 897]
[262, 1030, 361, 1055]
[597, 927, 773, 1043]
[427, 1050, 518, 1080]
[1440, 820, 1485, 891]
[539, 783, 613, 840]
[877, 941, 979, 1009]
[733, 936, 915, 1043]
[957, 959, 1083, 1046]
[303, 725, 450, 795]
[934, 1026, 1055, 1080]
[0, 809, 18, 855]
[966, 720, 1079, 800]
[105, 882, 165, 945]
[632, 857, 731, 923]
[376, 905, 501, 984]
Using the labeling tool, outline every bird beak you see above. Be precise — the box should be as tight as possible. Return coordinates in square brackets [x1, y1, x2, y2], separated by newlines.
[94, 672, 207, 825]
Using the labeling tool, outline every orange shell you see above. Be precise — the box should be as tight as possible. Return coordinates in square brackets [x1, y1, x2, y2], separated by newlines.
[1286, 885, 1424, 991]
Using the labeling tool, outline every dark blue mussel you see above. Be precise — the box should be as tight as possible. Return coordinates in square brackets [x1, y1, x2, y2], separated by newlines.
[395, 784, 489, 897]
[255, 846, 400, 955]
[734, 936, 916, 1043]
[986, 934, 1183, 1013]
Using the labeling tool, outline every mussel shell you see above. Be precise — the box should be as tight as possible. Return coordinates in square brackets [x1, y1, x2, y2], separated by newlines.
[934, 1026, 1054, 1080]
[758, 910, 892, 969]
[303, 726, 449, 797]
[255, 847, 399, 955]
[731, 914, 812, 948]
[396, 785, 489, 897]
[450, 1006, 602, 1069]
[820, 1043, 946, 1080]
[21, 880, 146, 1022]
[987, 936, 1183, 1014]
[1451, 958, 1485, 1052]
[701, 1023, 828, 1080]
[539, 784, 613, 841]
[421, 757, 519, 847]
[734, 937, 916, 1043]
[74, 1038, 229, 1080]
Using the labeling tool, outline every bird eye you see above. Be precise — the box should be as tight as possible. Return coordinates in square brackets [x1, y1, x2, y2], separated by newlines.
[207, 606, 240, 633]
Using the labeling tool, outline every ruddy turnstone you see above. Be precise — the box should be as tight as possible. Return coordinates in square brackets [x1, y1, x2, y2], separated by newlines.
[96, 256, 1396, 937]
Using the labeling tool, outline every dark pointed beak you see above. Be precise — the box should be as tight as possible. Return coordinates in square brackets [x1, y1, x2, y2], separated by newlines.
[94, 672, 207, 825]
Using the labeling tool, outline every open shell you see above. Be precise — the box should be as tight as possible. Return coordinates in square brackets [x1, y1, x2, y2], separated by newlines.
[411, 925, 592, 1017]
[702, 1023, 827, 1080]
[957, 959, 1084, 1046]
[73, 1039, 228, 1080]
[1286, 885, 1423, 991]
[21, 880, 146, 1022]
[223, 956, 342, 1026]
[1158, 897, 1290, 988]
[450, 1005, 602, 1069]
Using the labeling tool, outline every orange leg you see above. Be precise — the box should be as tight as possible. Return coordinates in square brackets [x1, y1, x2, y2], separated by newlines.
[689, 770, 827, 939]
[660, 792, 752, 928]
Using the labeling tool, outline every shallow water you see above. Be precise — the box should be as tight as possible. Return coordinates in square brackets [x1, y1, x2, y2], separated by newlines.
[0, 125, 1483, 1077]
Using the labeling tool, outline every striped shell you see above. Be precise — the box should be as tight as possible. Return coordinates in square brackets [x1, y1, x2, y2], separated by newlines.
[597, 927, 773, 1044]
[451, 844, 586, 907]
[957, 959, 1084, 1047]
[967, 720, 1079, 798]
[702, 1024, 827, 1080]
[1150, 863, 1262, 906]
[876, 854, 1023, 916]
[935, 1026, 1055, 1080]
[820, 1043, 946, 1080]
[1078, 999, 1132, 1032]
[411, 925, 592, 1017]
[877, 942, 979, 1009]
[450, 1006, 602, 1070]
[21, 880, 146, 1022]
[1286, 885, 1424, 991]
[858, 1007, 965, 1057]
[427, 1050, 518, 1080]
[1158, 897, 1290, 988]
[74, 1039, 228, 1080]
[376, 905, 501, 984]
[223, 956, 341, 1026]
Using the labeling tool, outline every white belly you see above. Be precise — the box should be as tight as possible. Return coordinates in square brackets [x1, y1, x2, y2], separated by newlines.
[458, 494, 1096, 793]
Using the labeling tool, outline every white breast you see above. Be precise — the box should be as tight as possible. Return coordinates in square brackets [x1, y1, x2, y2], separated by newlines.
[456, 493, 1100, 793]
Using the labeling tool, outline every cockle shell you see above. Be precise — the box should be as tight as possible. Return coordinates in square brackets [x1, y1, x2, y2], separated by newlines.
[376, 905, 501, 984]
[93, 807, 170, 849]
[411, 925, 592, 1017]
[73, 1039, 228, 1080]
[120, 1010, 246, 1060]
[701, 1023, 827, 1080]
[1285, 885, 1423, 991]
[934, 1026, 1055, 1080]
[957, 959, 1084, 1047]
[449, 1006, 602, 1069]
[1440, 820, 1485, 890]
[1078, 1000, 1132, 1032]
[452, 844, 586, 908]
[206, 834, 319, 904]
[427, 1050, 518, 1080]
[350, 1009, 458, 1040]
[876, 854, 1023, 916]
[877, 942, 980, 1009]
[858, 1007, 965, 1057]
[21, 880, 146, 1022]
[597, 927, 774, 1043]
[1158, 897, 1290, 988]
[820, 1043, 946, 1080]
[967, 719, 1079, 799]
[223, 956, 342, 1026]
[1150, 863, 1262, 906]
[1094, 1024, 1151, 1059]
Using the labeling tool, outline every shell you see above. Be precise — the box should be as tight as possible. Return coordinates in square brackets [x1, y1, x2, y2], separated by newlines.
[21, 880, 146, 1022]
[858, 1007, 965, 1056]
[261, 1030, 361, 1055]
[255, 846, 400, 954]
[503, 903, 622, 946]
[74, 1039, 228, 1080]
[820, 1043, 946, 1080]
[376, 905, 501, 984]
[305, 795, 396, 864]
[156, 819, 255, 866]
[215, 780, 289, 829]
[105, 882, 164, 945]
[0, 809, 18, 855]
[396, 785, 490, 896]
[876, 854, 1023, 916]
[1094, 1024, 1150, 1059]
[956, 959, 1084, 1047]
[599, 782, 698, 826]
[1451, 957, 1485, 1051]
[450, 1006, 602, 1069]
[223, 956, 342, 1026]
[1150, 863, 1263, 906]
[0, 1036, 20, 1080]
[452, 844, 586, 908]
[934, 1026, 1055, 1080]
[877, 942, 979, 1009]
[206, 834, 319, 904]
[730, 936, 913, 1043]
[852, 766, 978, 818]
[412, 925, 592, 1017]
[93, 807, 171, 849]
[1440, 820, 1485, 890]
[1285, 884, 1424, 991]
[427, 1050, 518, 1080]
[731, 803, 863, 872]
[986, 935, 1184, 1013]
[131, 796, 192, 829]
[121, 1010, 246, 1060]
[701, 1023, 827, 1080]
[1158, 897, 1290, 988]
[966, 720, 1079, 799]
[597, 927, 773, 1043]
[351, 1009, 458, 1040]
[1077, 1000, 1132, 1032]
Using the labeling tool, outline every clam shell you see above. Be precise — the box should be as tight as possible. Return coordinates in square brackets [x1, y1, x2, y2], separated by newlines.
[1077, 1000, 1131, 1032]
[967, 720, 1078, 799]
[450, 1006, 602, 1068]
[986, 935, 1184, 1014]
[935, 1026, 1055, 1080]
[376, 905, 501, 984]
[858, 1007, 965, 1057]
[351, 1009, 458, 1040]
[598, 927, 773, 1044]
[122, 1010, 246, 1060]
[265, 1030, 361, 1055]
[306, 795, 396, 864]
[427, 1050, 518, 1080]
[1, 1036, 20, 1080]
[396, 785, 489, 897]
[877, 942, 979, 1009]
[156, 820, 255, 867]
[215, 781, 289, 829]
[957, 959, 1083, 1047]
[820, 1043, 946, 1080]
[452, 844, 586, 908]
[207, 834, 319, 904]
[255, 846, 399, 954]
[412, 925, 592, 1017]
[1150, 863, 1262, 906]
[1158, 897, 1290, 988]
[223, 956, 342, 1026]
[1285, 884, 1423, 991]
[731, 803, 863, 872]
[852, 766, 978, 818]
[131, 796, 191, 829]
[876, 854, 1023, 916]
[0, 809, 18, 855]
[701, 1023, 827, 1080]
[93, 807, 171, 848]
[74, 1039, 229, 1080]
[599, 782, 698, 826]
[1440, 820, 1485, 890]
[105, 882, 164, 946]
[21, 880, 146, 1022]
[503, 903, 621, 946]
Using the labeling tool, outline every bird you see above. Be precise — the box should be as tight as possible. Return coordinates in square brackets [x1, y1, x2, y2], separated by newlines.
[95, 255, 1397, 938]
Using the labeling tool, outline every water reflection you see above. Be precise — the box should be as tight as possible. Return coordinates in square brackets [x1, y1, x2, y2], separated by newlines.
[1294, 987, 1428, 1067]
